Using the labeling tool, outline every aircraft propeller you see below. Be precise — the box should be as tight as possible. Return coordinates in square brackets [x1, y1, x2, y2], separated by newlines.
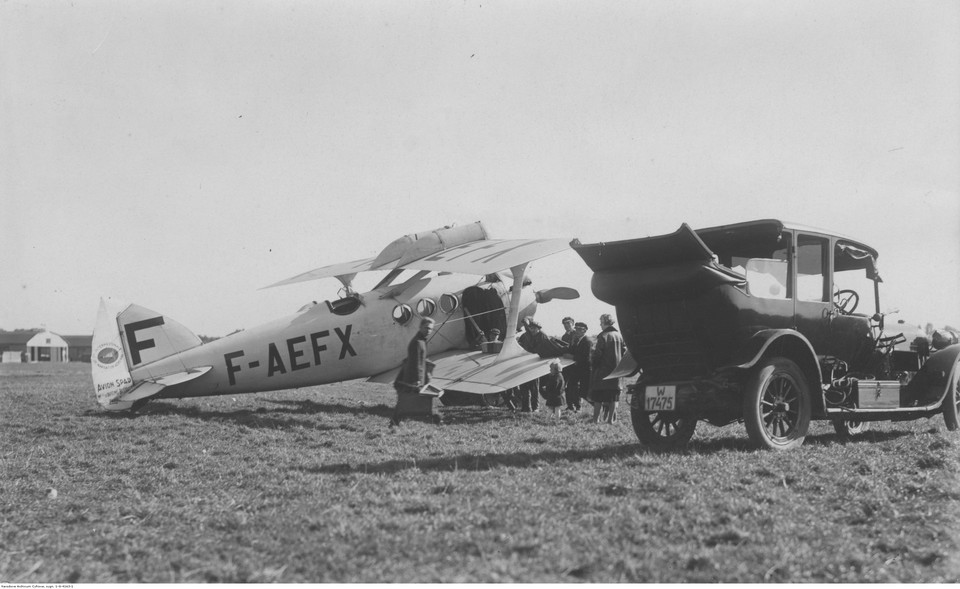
[535, 287, 580, 304]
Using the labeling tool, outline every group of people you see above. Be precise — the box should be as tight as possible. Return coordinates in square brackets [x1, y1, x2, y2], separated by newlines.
[391, 312, 629, 426]
[516, 313, 627, 424]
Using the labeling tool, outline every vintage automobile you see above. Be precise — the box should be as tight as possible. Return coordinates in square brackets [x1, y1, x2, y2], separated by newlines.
[572, 219, 960, 450]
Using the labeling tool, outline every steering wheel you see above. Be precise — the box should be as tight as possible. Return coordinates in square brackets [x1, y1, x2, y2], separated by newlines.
[834, 289, 859, 315]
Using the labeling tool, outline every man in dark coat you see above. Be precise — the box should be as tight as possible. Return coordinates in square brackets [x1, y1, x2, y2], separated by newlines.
[560, 316, 579, 411]
[565, 321, 593, 412]
[590, 314, 626, 424]
[560, 316, 576, 346]
[518, 319, 568, 359]
[516, 319, 542, 411]
[391, 318, 436, 425]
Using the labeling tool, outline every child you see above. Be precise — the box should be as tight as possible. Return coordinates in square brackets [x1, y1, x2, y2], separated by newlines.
[542, 360, 566, 418]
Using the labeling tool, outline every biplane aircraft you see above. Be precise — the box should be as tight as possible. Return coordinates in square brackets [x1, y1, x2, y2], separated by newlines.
[91, 222, 581, 412]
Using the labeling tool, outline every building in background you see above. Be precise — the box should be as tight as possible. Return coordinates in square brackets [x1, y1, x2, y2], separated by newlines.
[0, 330, 92, 362]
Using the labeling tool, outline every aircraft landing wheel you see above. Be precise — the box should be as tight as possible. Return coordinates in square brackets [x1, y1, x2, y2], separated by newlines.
[481, 393, 505, 408]
[832, 417, 869, 439]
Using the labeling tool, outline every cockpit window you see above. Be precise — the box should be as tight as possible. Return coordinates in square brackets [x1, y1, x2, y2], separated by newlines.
[416, 298, 436, 317]
[327, 296, 361, 316]
[392, 304, 413, 324]
[439, 293, 460, 314]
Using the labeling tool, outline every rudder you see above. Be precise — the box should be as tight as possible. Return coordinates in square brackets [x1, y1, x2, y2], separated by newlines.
[92, 298, 202, 411]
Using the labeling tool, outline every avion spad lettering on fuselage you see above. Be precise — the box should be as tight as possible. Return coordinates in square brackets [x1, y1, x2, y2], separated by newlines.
[223, 324, 357, 386]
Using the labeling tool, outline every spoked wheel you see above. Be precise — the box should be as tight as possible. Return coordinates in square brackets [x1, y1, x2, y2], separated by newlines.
[480, 393, 506, 408]
[943, 366, 960, 431]
[743, 357, 811, 450]
[632, 409, 697, 449]
[832, 417, 870, 439]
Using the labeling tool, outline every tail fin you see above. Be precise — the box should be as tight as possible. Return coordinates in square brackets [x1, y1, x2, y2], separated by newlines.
[92, 298, 203, 411]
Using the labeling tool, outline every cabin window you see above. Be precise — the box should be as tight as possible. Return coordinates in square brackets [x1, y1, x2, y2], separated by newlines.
[416, 298, 436, 317]
[392, 304, 413, 325]
[743, 258, 788, 299]
[326, 296, 361, 316]
[439, 293, 460, 314]
[797, 235, 828, 302]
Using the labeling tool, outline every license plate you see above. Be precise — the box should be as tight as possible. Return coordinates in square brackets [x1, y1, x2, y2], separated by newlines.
[645, 385, 676, 411]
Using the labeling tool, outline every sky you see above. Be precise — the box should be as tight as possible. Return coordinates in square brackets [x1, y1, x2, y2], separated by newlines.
[2, 0, 958, 338]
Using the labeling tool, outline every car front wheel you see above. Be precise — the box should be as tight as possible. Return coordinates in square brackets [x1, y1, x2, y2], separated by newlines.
[743, 357, 811, 450]
[631, 409, 697, 449]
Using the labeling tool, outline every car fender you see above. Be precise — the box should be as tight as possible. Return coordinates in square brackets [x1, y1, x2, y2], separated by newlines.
[904, 343, 960, 408]
[728, 329, 826, 416]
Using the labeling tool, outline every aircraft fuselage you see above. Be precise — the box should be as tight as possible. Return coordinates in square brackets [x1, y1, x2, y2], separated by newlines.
[127, 273, 523, 400]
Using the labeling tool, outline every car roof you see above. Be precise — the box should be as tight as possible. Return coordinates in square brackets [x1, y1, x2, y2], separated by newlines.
[695, 218, 878, 259]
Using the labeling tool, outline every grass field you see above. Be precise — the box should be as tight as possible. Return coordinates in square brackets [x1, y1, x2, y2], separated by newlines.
[1, 362, 958, 583]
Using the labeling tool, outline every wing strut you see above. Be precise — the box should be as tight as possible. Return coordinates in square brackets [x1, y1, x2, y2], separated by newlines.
[494, 262, 529, 361]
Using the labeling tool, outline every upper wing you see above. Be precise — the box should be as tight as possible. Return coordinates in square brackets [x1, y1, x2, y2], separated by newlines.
[261, 257, 377, 289]
[401, 238, 572, 275]
[264, 220, 574, 289]
[424, 348, 574, 395]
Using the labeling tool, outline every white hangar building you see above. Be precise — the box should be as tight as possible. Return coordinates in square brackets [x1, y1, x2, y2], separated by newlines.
[0, 330, 93, 363]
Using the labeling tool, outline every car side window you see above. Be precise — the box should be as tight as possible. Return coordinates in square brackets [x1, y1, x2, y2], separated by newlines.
[744, 258, 789, 299]
[797, 235, 828, 302]
[736, 242, 790, 300]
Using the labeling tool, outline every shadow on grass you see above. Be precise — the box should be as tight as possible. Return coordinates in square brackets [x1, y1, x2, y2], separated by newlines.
[83, 400, 394, 431]
[805, 428, 916, 446]
[83, 398, 522, 430]
[295, 425, 931, 476]
[298, 441, 655, 475]
[686, 426, 918, 453]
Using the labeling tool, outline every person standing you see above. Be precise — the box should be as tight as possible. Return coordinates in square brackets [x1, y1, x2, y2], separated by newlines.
[542, 360, 566, 418]
[516, 319, 542, 412]
[560, 317, 578, 412]
[391, 318, 438, 426]
[590, 314, 626, 424]
[560, 317, 576, 346]
[567, 321, 593, 413]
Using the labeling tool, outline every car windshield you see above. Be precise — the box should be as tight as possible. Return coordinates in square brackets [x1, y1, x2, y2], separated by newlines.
[834, 241, 878, 316]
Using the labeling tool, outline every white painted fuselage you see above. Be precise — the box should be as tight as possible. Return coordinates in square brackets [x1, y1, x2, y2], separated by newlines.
[126, 273, 532, 401]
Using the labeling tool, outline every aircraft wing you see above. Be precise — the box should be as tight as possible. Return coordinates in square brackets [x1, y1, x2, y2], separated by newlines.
[264, 220, 575, 289]
[401, 238, 572, 275]
[426, 348, 574, 395]
[262, 257, 377, 289]
[368, 348, 575, 394]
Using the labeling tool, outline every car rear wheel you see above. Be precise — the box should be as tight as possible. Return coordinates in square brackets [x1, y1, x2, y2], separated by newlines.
[743, 357, 811, 450]
[943, 366, 960, 431]
[632, 409, 697, 449]
[832, 417, 869, 439]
